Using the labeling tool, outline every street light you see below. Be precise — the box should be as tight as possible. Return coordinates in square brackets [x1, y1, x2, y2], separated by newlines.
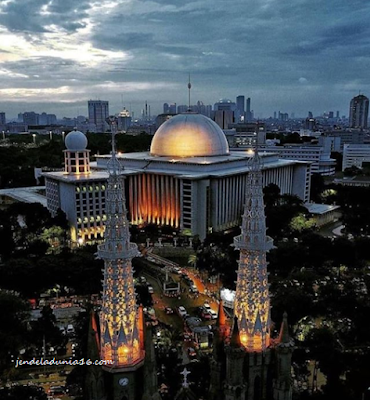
[1, 131, 4, 140]
[32, 134, 36, 144]
[62, 131, 65, 142]
[49, 130, 53, 140]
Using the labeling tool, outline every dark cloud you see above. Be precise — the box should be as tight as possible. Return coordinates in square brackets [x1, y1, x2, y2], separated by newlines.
[0, 0, 369, 117]
[0, 0, 91, 33]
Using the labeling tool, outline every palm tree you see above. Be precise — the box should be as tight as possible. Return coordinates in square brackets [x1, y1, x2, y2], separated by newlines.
[188, 254, 197, 270]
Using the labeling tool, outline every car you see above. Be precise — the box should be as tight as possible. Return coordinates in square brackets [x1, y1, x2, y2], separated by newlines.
[198, 307, 212, 320]
[49, 386, 65, 396]
[183, 333, 192, 342]
[148, 285, 154, 294]
[209, 310, 218, 320]
[203, 303, 212, 311]
[172, 267, 182, 274]
[165, 307, 174, 315]
[189, 285, 198, 293]
[66, 324, 75, 335]
[187, 348, 197, 358]
[139, 276, 147, 284]
[177, 306, 188, 318]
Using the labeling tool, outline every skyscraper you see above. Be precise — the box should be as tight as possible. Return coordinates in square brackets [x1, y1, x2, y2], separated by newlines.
[349, 94, 369, 129]
[236, 95, 245, 121]
[0, 112, 5, 126]
[88, 100, 109, 132]
[246, 97, 252, 121]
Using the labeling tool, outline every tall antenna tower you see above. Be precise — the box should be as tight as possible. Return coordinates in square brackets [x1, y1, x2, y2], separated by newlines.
[187, 74, 192, 111]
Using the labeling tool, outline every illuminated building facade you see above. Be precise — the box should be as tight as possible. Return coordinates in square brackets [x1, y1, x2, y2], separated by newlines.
[209, 149, 294, 400]
[43, 130, 109, 244]
[95, 113, 311, 239]
[44, 114, 311, 243]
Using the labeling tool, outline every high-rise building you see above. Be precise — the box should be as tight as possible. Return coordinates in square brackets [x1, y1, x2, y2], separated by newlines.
[88, 100, 109, 132]
[163, 103, 169, 113]
[209, 150, 293, 400]
[245, 97, 252, 121]
[22, 112, 40, 126]
[0, 112, 5, 126]
[349, 94, 369, 129]
[214, 99, 236, 129]
[236, 95, 245, 121]
[117, 107, 132, 132]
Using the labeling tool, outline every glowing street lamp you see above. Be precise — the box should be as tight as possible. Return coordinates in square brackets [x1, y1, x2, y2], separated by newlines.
[32, 134, 36, 144]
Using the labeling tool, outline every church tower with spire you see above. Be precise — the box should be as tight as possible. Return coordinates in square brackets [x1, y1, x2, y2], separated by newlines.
[209, 148, 293, 400]
[92, 116, 160, 400]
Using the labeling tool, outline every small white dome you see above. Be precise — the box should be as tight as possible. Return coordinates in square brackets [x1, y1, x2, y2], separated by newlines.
[65, 130, 88, 151]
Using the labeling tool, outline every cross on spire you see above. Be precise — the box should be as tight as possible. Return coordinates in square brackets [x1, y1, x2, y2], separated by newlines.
[180, 367, 191, 388]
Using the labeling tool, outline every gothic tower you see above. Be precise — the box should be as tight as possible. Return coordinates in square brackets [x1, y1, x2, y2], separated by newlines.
[232, 148, 275, 400]
[98, 118, 145, 400]
[210, 149, 293, 400]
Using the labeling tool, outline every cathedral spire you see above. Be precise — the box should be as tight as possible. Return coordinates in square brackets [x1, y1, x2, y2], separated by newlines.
[216, 299, 226, 329]
[278, 312, 291, 344]
[233, 148, 274, 352]
[230, 316, 242, 348]
[98, 116, 143, 369]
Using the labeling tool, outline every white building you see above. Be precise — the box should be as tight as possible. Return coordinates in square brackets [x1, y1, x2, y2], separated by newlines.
[44, 114, 311, 242]
[258, 141, 336, 175]
[43, 131, 109, 244]
[342, 144, 370, 170]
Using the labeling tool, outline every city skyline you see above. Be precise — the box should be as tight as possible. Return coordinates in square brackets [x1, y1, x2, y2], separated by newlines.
[0, 0, 369, 118]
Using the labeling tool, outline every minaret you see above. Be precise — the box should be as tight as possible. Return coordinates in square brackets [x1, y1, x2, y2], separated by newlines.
[233, 149, 274, 352]
[63, 130, 90, 175]
[98, 117, 145, 400]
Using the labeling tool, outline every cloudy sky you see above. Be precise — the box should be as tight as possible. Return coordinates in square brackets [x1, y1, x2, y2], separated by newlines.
[0, 0, 369, 119]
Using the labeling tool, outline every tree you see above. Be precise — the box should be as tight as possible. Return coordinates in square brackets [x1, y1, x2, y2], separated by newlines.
[0, 385, 47, 400]
[0, 291, 30, 377]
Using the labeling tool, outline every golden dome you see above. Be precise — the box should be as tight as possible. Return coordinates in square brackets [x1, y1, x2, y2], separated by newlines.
[150, 113, 230, 158]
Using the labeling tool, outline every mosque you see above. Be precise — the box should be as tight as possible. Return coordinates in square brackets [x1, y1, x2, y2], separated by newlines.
[44, 112, 310, 242]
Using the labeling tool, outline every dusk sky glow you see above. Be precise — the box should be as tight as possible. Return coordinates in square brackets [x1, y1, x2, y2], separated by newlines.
[0, 0, 369, 118]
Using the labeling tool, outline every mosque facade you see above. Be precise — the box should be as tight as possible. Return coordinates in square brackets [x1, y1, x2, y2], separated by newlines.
[44, 113, 311, 243]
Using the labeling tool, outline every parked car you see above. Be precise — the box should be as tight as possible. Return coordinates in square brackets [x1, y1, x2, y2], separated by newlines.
[183, 333, 192, 342]
[165, 307, 174, 315]
[177, 306, 188, 318]
[209, 310, 218, 320]
[189, 285, 198, 293]
[66, 324, 75, 335]
[198, 307, 212, 320]
[187, 348, 197, 358]
[139, 276, 147, 284]
[203, 303, 212, 311]
[148, 285, 154, 294]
